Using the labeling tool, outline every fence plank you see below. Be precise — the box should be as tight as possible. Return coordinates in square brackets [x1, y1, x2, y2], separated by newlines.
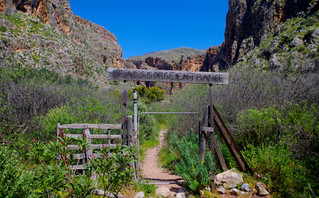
[213, 106, 249, 172]
[70, 165, 86, 170]
[199, 106, 208, 161]
[73, 153, 102, 159]
[64, 134, 121, 139]
[91, 144, 117, 149]
[89, 134, 121, 139]
[65, 134, 83, 138]
[59, 124, 121, 130]
[212, 135, 228, 171]
[67, 144, 117, 150]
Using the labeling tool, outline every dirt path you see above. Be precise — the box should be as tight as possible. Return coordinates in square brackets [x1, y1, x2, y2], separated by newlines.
[141, 129, 183, 196]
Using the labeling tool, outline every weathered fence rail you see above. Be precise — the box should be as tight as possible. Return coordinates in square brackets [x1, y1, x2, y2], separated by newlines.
[57, 119, 137, 174]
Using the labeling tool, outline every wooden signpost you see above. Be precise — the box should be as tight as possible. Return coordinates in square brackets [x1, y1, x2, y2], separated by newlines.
[108, 67, 249, 184]
[108, 68, 228, 84]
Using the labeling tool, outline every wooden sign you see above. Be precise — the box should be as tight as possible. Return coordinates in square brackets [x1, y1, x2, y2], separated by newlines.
[108, 68, 228, 84]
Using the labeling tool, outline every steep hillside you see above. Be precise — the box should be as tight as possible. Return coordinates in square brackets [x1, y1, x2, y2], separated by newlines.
[0, 0, 123, 86]
[202, 0, 319, 72]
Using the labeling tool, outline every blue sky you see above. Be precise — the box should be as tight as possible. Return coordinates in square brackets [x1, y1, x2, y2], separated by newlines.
[69, 0, 229, 58]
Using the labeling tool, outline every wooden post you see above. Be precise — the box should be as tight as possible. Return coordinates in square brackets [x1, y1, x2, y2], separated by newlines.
[212, 135, 228, 171]
[126, 116, 137, 181]
[108, 129, 111, 146]
[199, 106, 208, 161]
[127, 116, 133, 147]
[213, 106, 249, 172]
[122, 81, 128, 145]
[85, 129, 92, 160]
[209, 84, 216, 191]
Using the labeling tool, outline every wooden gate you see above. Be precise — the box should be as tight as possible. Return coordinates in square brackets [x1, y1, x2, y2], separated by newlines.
[57, 116, 138, 175]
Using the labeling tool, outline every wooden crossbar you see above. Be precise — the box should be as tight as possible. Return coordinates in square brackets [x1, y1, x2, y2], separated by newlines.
[59, 124, 121, 129]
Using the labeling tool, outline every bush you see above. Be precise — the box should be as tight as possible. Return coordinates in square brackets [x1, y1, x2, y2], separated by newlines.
[161, 130, 214, 194]
[243, 143, 309, 197]
[0, 145, 35, 197]
[129, 85, 165, 104]
[235, 107, 283, 147]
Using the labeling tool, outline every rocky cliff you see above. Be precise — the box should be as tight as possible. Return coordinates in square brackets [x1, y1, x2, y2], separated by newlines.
[0, 0, 123, 86]
[203, 0, 319, 72]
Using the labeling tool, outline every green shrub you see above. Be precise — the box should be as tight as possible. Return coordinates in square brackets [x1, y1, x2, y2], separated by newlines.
[161, 130, 214, 194]
[235, 107, 283, 147]
[0, 145, 36, 197]
[130, 86, 165, 104]
[91, 144, 136, 197]
[243, 143, 309, 197]
[133, 181, 156, 197]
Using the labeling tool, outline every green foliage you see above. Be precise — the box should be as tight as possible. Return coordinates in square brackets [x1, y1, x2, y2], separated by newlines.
[133, 181, 156, 197]
[0, 137, 136, 197]
[0, 64, 122, 142]
[0, 145, 35, 198]
[130, 86, 165, 104]
[235, 102, 319, 196]
[161, 130, 214, 194]
[243, 143, 308, 197]
[235, 107, 283, 146]
[134, 100, 159, 146]
[91, 145, 136, 197]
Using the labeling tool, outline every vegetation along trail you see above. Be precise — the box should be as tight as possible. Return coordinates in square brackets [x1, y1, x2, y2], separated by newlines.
[141, 129, 183, 196]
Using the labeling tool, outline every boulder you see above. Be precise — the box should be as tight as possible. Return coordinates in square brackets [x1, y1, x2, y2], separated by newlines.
[229, 188, 241, 196]
[217, 186, 226, 194]
[241, 183, 250, 192]
[135, 191, 145, 198]
[256, 182, 269, 196]
[290, 36, 304, 47]
[175, 188, 186, 198]
[155, 186, 171, 197]
[214, 169, 244, 189]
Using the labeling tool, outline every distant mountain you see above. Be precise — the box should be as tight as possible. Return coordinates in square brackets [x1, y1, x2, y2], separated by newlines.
[127, 47, 207, 64]
[124, 47, 215, 93]
[0, 0, 123, 87]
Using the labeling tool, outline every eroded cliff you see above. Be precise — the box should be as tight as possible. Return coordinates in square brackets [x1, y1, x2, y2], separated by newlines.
[203, 0, 319, 72]
[0, 0, 123, 86]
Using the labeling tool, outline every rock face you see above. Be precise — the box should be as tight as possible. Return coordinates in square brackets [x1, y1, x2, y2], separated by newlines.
[0, 0, 123, 86]
[202, 0, 319, 71]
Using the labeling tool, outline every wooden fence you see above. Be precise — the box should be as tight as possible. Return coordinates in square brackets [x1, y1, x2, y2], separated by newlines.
[57, 116, 138, 174]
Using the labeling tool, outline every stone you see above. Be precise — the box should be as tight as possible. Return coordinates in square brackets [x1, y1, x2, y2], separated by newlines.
[229, 188, 241, 196]
[241, 183, 250, 192]
[176, 187, 186, 198]
[217, 186, 226, 194]
[94, 189, 115, 197]
[135, 191, 145, 198]
[290, 36, 304, 47]
[175, 192, 186, 198]
[256, 182, 269, 196]
[214, 169, 244, 189]
[204, 186, 211, 192]
[155, 186, 171, 198]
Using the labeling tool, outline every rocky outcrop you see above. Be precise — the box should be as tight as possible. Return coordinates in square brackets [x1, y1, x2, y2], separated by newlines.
[0, 0, 123, 86]
[124, 47, 207, 93]
[203, 0, 319, 71]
